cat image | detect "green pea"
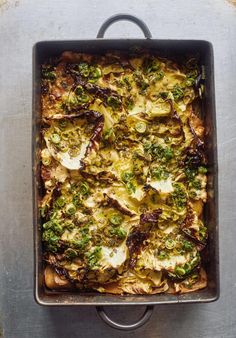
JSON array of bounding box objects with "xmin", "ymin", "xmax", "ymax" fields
[
  {"xmin": 135, "ymin": 121, "xmax": 147, "ymax": 134},
  {"xmin": 51, "ymin": 133, "xmax": 61, "ymax": 144},
  {"xmin": 42, "ymin": 157, "xmax": 51, "ymax": 166},
  {"xmin": 66, "ymin": 203, "xmax": 76, "ymax": 215}
]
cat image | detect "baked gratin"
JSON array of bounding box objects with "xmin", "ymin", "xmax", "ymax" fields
[{"xmin": 39, "ymin": 50, "xmax": 208, "ymax": 294}]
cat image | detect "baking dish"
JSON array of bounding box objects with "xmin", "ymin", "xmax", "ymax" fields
[{"xmin": 32, "ymin": 14, "xmax": 219, "ymax": 330}]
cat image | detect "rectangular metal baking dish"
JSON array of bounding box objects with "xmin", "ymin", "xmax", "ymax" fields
[{"xmin": 32, "ymin": 14, "xmax": 219, "ymax": 326}]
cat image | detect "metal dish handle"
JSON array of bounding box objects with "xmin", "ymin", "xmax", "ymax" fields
[
  {"xmin": 96, "ymin": 305, "xmax": 154, "ymax": 331},
  {"xmin": 97, "ymin": 13, "xmax": 152, "ymax": 39}
]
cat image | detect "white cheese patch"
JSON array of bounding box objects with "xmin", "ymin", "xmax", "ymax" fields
[
  {"xmin": 84, "ymin": 195, "xmax": 96, "ymax": 208},
  {"xmin": 58, "ymin": 143, "xmax": 88, "ymax": 170},
  {"xmin": 148, "ymin": 177, "xmax": 174, "ymax": 194},
  {"xmin": 179, "ymin": 103, "xmax": 187, "ymax": 112},
  {"xmin": 129, "ymin": 95, "xmax": 146, "ymax": 115},
  {"xmin": 146, "ymin": 100, "xmax": 171, "ymax": 118},
  {"xmin": 138, "ymin": 251, "xmax": 192, "ymax": 272},
  {"xmin": 107, "ymin": 187, "xmax": 139, "ymax": 214},
  {"xmin": 100, "ymin": 244, "xmax": 128, "ymax": 269},
  {"xmin": 51, "ymin": 164, "xmax": 68, "ymax": 182},
  {"xmin": 131, "ymin": 185, "xmax": 145, "ymax": 202}
]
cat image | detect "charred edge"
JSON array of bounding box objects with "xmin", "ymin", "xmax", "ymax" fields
[
  {"xmin": 41, "ymin": 82, "xmax": 49, "ymax": 95},
  {"xmin": 140, "ymin": 209, "xmax": 162, "ymax": 224},
  {"xmin": 51, "ymin": 183, "xmax": 62, "ymax": 203},
  {"xmin": 44, "ymin": 109, "xmax": 103, "ymax": 122},
  {"xmin": 80, "ymin": 170, "xmax": 118, "ymax": 184},
  {"xmin": 54, "ymin": 266, "xmax": 76, "ymax": 285},
  {"xmin": 126, "ymin": 230, "xmax": 148, "ymax": 268},
  {"xmin": 85, "ymin": 115, "xmax": 104, "ymax": 156},
  {"xmin": 181, "ymin": 228, "xmax": 207, "ymax": 248},
  {"xmin": 46, "ymin": 253, "xmax": 78, "ymax": 285},
  {"xmin": 187, "ymin": 117, "xmax": 204, "ymax": 149},
  {"xmin": 103, "ymin": 194, "xmax": 135, "ymax": 217},
  {"xmin": 41, "ymin": 165, "xmax": 51, "ymax": 182},
  {"xmin": 184, "ymin": 146, "xmax": 206, "ymax": 168},
  {"xmin": 44, "ymin": 254, "xmax": 76, "ymax": 285},
  {"xmin": 74, "ymin": 76, "xmax": 121, "ymax": 101},
  {"xmin": 180, "ymin": 206, "xmax": 207, "ymax": 247}
]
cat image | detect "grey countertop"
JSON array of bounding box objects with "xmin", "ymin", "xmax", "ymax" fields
[{"xmin": 0, "ymin": 0, "xmax": 236, "ymax": 337}]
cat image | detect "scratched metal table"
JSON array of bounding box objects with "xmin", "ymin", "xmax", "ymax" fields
[{"xmin": 0, "ymin": 0, "xmax": 236, "ymax": 337}]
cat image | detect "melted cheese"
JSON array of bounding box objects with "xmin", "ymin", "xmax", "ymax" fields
[
  {"xmin": 148, "ymin": 177, "xmax": 174, "ymax": 194},
  {"xmin": 99, "ymin": 244, "xmax": 128, "ymax": 269}
]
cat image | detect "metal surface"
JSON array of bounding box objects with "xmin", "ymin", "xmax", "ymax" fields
[
  {"xmin": 0, "ymin": 0, "xmax": 236, "ymax": 337},
  {"xmin": 96, "ymin": 305, "xmax": 154, "ymax": 330},
  {"xmin": 97, "ymin": 13, "xmax": 152, "ymax": 38},
  {"xmin": 33, "ymin": 13, "xmax": 219, "ymax": 313}
]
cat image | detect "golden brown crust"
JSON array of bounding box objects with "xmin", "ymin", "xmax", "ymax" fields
[{"xmin": 44, "ymin": 265, "xmax": 71, "ymax": 289}]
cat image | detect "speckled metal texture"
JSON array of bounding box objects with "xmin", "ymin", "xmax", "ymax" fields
[{"xmin": 1, "ymin": 0, "xmax": 236, "ymax": 337}]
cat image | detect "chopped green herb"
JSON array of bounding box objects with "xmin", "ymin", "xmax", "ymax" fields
[
  {"xmin": 43, "ymin": 220, "xmax": 63, "ymax": 235},
  {"xmin": 70, "ymin": 236, "xmax": 90, "ymax": 250},
  {"xmin": 121, "ymin": 172, "xmax": 134, "ymax": 183},
  {"xmin": 42, "ymin": 229, "xmax": 60, "ymax": 252},
  {"xmin": 126, "ymin": 181, "xmax": 136, "ymax": 194},
  {"xmin": 109, "ymin": 214, "xmax": 123, "ymax": 226},
  {"xmin": 154, "ymin": 70, "xmax": 165, "ymax": 81},
  {"xmin": 159, "ymin": 91, "xmax": 169, "ymax": 99},
  {"xmin": 107, "ymin": 96, "xmax": 121, "ymax": 109},
  {"xmin": 171, "ymin": 183, "xmax": 187, "ymax": 210},
  {"xmin": 86, "ymin": 246, "xmax": 102, "ymax": 268},
  {"xmin": 198, "ymin": 166, "xmax": 207, "ymax": 174},
  {"xmin": 185, "ymin": 167, "xmax": 197, "ymax": 181},
  {"xmin": 182, "ymin": 240, "xmax": 193, "ymax": 252},
  {"xmin": 199, "ymin": 226, "xmax": 207, "ymax": 241},
  {"xmin": 42, "ymin": 66, "xmax": 56, "ymax": 81},
  {"xmin": 143, "ymin": 58, "xmax": 160, "ymax": 73},
  {"xmin": 149, "ymin": 144, "xmax": 174, "ymax": 162},
  {"xmin": 172, "ymin": 84, "xmax": 184, "ymax": 101},
  {"xmin": 152, "ymin": 167, "xmax": 169, "ymax": 180},
  {"xmin": 110, "ymin": 227, "xmax": 127, "ymax": 239},
  {"xmin": 157, "ymin": 250, "xmax": 169, "ymax": 260},
  {"xmin": 191, "ymin": 179, "xmax": 202, "ymax": 190}
]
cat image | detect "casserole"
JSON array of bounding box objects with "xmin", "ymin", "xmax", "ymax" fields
[{"xmin": 33, "ymin": 14, "xmax": 219, "ymax": 330}]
